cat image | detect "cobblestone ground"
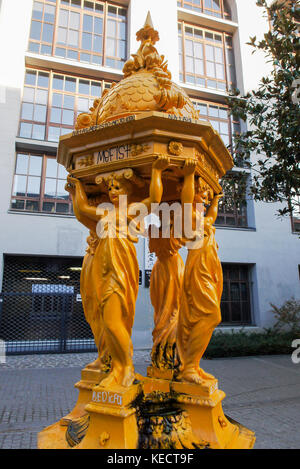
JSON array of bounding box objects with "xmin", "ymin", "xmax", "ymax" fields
[{"xmin": 0, "ymin": 353, "xmax": 299, "ymax": 449}]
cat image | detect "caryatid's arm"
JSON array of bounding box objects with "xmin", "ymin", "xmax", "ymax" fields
[
  {"xmin": 205, "ymin": 193, "xmax": 224, "ymax": 227},
  {"xmin": 142, "ymin": 156, "xmax": 170, "ymax": 211},
  {"xmin": 66, "ymin": 176, "xmax": 99, "ymax": 223},
  {"xmin": 181, "ymin": 159, "xmax": 197, "ymax": 206},
  {"xmin": 65, "ymin": 179, "xmax": 97, "ymax": 232}
]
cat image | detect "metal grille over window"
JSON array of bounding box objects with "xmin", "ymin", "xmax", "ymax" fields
[
  {"xmin": 177, "ymin": 0, "xmax": 232, "ymax": 20},
  {"xmin": 178, "ymin": 22, "xmax": 236, "ymax": 91},
  {"xmin": 0, "ymin": 255, "xmax": 96, "ymax": 354},
  {"xmin": 11, "ymin": 152, "xmax": 73, "ymax": 215},
  {"xmin": 221, "ymin": 264, "xmax": 252, "ymax": 324},
  {"xmin": 28, "ymin": 0, "xmax": 127, "ymax": 70},
  {"xmin": 216, "ymin": 173, "xmax": 248, "ymax": 228},
  {"xmin": 19, "ymin": 69, "xmax": 109, "ymax": 142}
]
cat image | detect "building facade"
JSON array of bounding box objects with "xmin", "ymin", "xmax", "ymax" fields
[{"xmin": 0, "ymin": 0, "xmax": 299, "ymax": 352}]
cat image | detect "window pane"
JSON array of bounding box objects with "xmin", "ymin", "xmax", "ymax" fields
[
  {"xmin": 82, "ymin": 32, "xmax": 92, "ymax": 50},
  {"xmin": 30, "ymin": 21, "xmax": 42, "ymax": 40},
  {"xmin": 43, "ymin": 201, "xmax": 55, "ymax": 212},
  {"xmin": 206, "ymin": 61, "xmax": 215, "ymax": 77},
  {"xmin": 107, "ymin": 38, "xmax": 116, "ymax": 56},
  {"xmin": 91, "ymin": 82, "xmax": 101, "ymax": 96},
  {"xmin": 68, "ymin": 29, "xmax": 79, "ymax": 47},
  {"xmin": 23, "ymin": 87, "xmax": 35, "ymax": 102},
  {"xmin": 29, "ymin": 155, "xmax": 42, "ymax": 176},
  {"xmin": 38, "ymin": 72, "xmax": 49, "ymax": 88},
  {"xmin": 56, "ymin": 203, "xmax": 69, "ymax": 213},
  {"xmin": 32, "ymin": 2, "xmax": 43, "ymax": 20},
  {"xmin": 25, "ymin": 71, "xmax": 37, "ymax": 86},
  {"xmin": 62, "ymin": 109, "xmax": 74, "ymax": 125},
  {"xmin": 35, "ymin": 89, "xmax": 48, "ymax": 105},
  {"xmin": 58, "ymin": 164, "xmax": 68, "ymax": 179},
  {"xmin": 16, "ymin": 154, "xmax": 29, "ymax": 175},
  {"xmin": 27, "ymin": 176, "xmax": 41, "ymax": 197},
  {"xmin": 70, "ymin": 11, "xmax": 80, "ymax": 29},
  {"xmin": 45, "ymin": 178, "xmax": 57, "ymax": 197},
  {"xmin": 20, "ymin": 123, "xmax": 32, "ymax": 138},
  {"xmin": 77, "ymin": 97, "xmax": 89, "ymax": 112},
  {"xmin": 83, "ymin": 14, "xmax": 93, "ymax": 32},
  {"xmin": 33, "ymin": 104, "xmax": 47, "ymax": 122},
  {"xmin": 215, "ymin": 47, "xmax": 223, "ymax": 63},
  {"xmin": 53, "ymin": 75, "xmax": 64, "ymax": 90},
  {"xmin": 107, "ymin": 20, "xmax": 116, "ymax": 36},
  {"xmin": 59, "ymin": 9, "xmax": 69, "ymax": 27},
  {"xmin": 44, "ymin": 5, "xmax": 55, "ymax": 23},
  {"xmin": 93, "ymin": 35, "xmax": 102, "ymax": 53},
  {"xmin": 195, "ymin": 59, "xmax": 203, "ymax": 74},
  {"xmin": 11, "ymin": 199, "xmax": 25, "ymax": 210},
  {"xmin": 205, "ymin": 45, "xmax": 214, "ymax": 60},
  {"xmin": 48, "ymin": 126, "xmax": 61, "ymax": 142},
  {"xmin": 57, "ymin": 180, "xmax": 69, "ymax": 199},
  {"xmin": 32, "ymin": 124, "xmax": 45, "ymax": 140},
  {"xmin": 46, "ymin": 158, "xmax": 58, "ymax": 178},
  {"xmin": 79, "ymin": 80, "xmax": 90, "ymax": 95},
  {"xmin": 13, "ymin": 175, "xmax": 27, "ymax": 196},
  {"xmin": 52, "ymin": 93, "xmax": 63, "ymax": 108},
  {"xmin": 63, "ymin": 95, "xmax": 75, "ymax": 109},
  {"xmin": 65, "ymin": 77, "xmax": 76, "ymax": 92},
  {"xmin": 25, "ymin": 200, "xmax": 39, "ymax": 212},
  {"xmin": 42, "ymin": 23, "xmax": 54, "ymax": 43},
  {"xmin": 57, "ymin": 27, "xmax": 67, "ymax": 44},
  {"xmin": 21, "ymin": 103, "xmax": 34, "ymax": 120}
]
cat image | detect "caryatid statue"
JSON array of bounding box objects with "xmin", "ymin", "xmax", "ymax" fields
[
  {"xmin": 66, "ymin": 157, "xmax": 169, "ymax": 388},
  {"xmin": 148, "ymin": 210, "xmax": 184, "ymax": 371},
  {"xmin": 177, "ymin": 159, "xmax": 224, "ymax": 384}
]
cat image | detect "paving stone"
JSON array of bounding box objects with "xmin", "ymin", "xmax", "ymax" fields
[{"xmin": 0, "ymin": 354, "xmax": 299, "ymax": 449}]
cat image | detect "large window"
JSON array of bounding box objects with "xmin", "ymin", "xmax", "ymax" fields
[
  {"xmin": 216, "ymin": 173, "xmax": 248, "ymax": 228},
  {"xmin": 177, "ymin": 0, "xmax": 232, "ymax": 20},
  {"xmin": 221, "ymin": 264, "xmax": 252, "ymax": 324},
  {"xmin": 192, "ymin": 99, "xmax": 240, "ymax": 149},
  {"xmin": 19, "ymin": 69, "xmax": 110, "ymax": 142},
  {"xmin": 11, "ymin": 152, "xmax": 73, "ymax": 215},
  {"xmin": 178, "ymin": 22, "xmax": 236, "ymax": 91},
  {"xmin": 28, "ymin": 0, "xmax": 127, "ymax": 70}
]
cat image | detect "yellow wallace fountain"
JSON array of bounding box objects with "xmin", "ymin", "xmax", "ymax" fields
[{"xmin": 38, "ymin": 14, "xmax": 255, "ymax": 450}]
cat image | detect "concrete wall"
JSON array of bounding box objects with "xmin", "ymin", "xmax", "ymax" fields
[{"xmin": 0, "ymin": 0, "xmax": 299, "ymax": 350}]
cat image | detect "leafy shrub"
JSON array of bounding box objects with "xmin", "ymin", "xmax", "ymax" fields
[
  {"xmin": 270, "ymin": 298, "xmax": 300, "ymax": 333},
  {"xmin": 204, "ymin": 329, "xmax": 298, "ymax": 359}
]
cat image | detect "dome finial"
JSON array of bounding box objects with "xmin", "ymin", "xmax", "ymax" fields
[
  {"xmin": 144, "ymin": 11, "xmax": 154, "ymax": 29},
  {"xmin": 136, "ymin": 11, "xmax": 159, "ymax": 44}
]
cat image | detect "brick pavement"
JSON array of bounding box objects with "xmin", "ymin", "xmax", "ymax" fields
[{"xmin": 0, "ymin": 353, "xmax": 299, "ymax": 449}]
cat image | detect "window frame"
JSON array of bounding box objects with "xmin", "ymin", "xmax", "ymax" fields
[
  {"xmin": 178, "ymin": 20, "xmax": 236, "ymax": 92},
  {"xmin": 19, "ymin": 68, "xmax": 112, "ymax": 143},
  {"xmin": 10, "ymin": 152, "xmax": 73, "ymax": 216},
  {"xmin": 221, "ymin": 263, "xmax": 252, "ymax": 325},
  {"xmin": 28, "ymin": 0, "xmax": 128, "ymax": 70},
  {"xmin": 177, "ymin": 0, "xmax": 232, "ymax": 21},
  {"xmin": 191, "ymin": 98, "xmax": 240, "ymax": 150}
]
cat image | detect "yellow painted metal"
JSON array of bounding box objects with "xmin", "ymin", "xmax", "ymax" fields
[{"xmin": 38, "ymin": 13, "xmax": 255, "ymax": 450}]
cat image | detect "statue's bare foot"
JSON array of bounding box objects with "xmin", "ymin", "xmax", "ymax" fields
[
  {"xmin": 177, "ymin": 368, "xmax": 203, "ymax": 384},
  {"xmin": 121, "ymin": 366, "xmax": 135, "ymax": 387},
  {"xmin": 198, "ymin": 368, "xmax": 215, "ymax": 381},
  {"xmin": 85, "ymin": 357, "xmax": 102, "ymax": 370}
]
